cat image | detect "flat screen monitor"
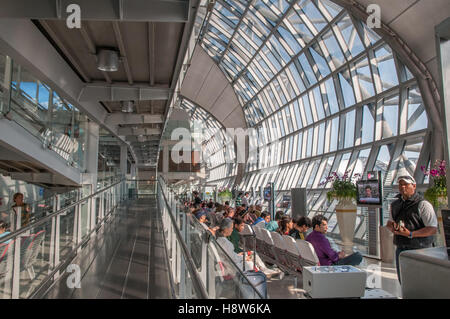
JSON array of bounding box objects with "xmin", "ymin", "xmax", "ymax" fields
[
  {"xmin": 356, "ymin": 179, "xmax": 382, "ymax": 206},
  {"xmin": 263, "ymin": 186, "xmax": 271, "ymax": 201}
]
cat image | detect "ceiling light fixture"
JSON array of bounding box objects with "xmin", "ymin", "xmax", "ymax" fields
[{"xmin": 97, "ymin": 48, "xmax": 120, "ymax": 72}]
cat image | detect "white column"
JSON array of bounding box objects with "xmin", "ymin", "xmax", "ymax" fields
[
  {"xmin": 85, "ymin": 121, "xmax": 99, "ymax": 190},
  {"xmin": 120, "ymin": 144, "xmax": 128, "ymax": 178}
]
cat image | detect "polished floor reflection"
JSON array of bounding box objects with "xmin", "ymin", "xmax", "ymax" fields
[{"xmin": 44, "ymin": 197, "xmax": 172, "ymax": 299}]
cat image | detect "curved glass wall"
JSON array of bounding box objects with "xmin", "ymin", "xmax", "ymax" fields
[
  {"xmin": 199, "ymin": 0, "xmax": 430, "ymax": 243},
  {"xmin": 179, "ymin": 98, "xmax": 238, "ymax": 189}
]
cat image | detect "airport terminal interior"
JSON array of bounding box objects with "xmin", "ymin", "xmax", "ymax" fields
[{"xmin": 0, "ymin": 0, "xmax": 449, "ymax": 299}]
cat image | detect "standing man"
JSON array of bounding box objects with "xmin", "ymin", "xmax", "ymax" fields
[
  {"xmin": 241, "ymin": 192, "xmax": 251, "ymax": 206},
  {"xmin": 386, "ymin": 175, "xmax": 438, "ymax": 283}
]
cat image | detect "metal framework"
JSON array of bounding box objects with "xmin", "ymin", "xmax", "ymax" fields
[{"xmin": 191, "ymin": 0, "xmax": 437, "ymax": 243}]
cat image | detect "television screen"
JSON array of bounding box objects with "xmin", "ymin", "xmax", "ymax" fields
[
  {"xmin": 356, "ymin": 179, "xmax": 382, "ymax": 205},
  {"xmin": 263, "ymin": 187, "xmax": 271, "ymax": 201}
]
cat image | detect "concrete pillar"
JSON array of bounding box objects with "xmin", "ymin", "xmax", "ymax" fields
[
  {"xmin": 85, "ymin": 121, "xmax": 99, "ymax": 192},
  {"xmin": 120, "ymin": 144, "xmax": 127, "ymax": 177},
  {"xmin": 163, "ymin": 145, "xmax": 169, "ymax": 174},
  {"xmin": 131, "ymin": 164, "xmax": 136, "ymax": 180}
]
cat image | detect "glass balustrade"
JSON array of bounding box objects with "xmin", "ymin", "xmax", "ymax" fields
[
  {"xmin": 0, "ymin": 52, "xmax": 88, "ymax": 171},
  {"xmin": 157, "ymin": 178, "xmax": 263, "ymax": 299},
  {"xmin": 0, "ymin": 179, "xmax": 126, "ymax": 299}
]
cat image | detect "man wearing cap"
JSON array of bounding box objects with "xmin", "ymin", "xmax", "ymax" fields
[{"xmin": 386, "ymin": 175, "xmax": 438, "ymax": 283}]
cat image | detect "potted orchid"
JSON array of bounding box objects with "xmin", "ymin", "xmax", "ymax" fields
[
  {"xmin": 320, "ymin": 171, "xmax": 361, "ymax": 254},
  {"xmin": 217, "ymin": 187, "xmax": 232, "ymax": 203},
  {"xmin": 421, "ymin": 160, "xmax": 447, "ymax": 208},
  {"xmin": 320, "ymin": 171, "xmax": 360, "ymax": 202}
]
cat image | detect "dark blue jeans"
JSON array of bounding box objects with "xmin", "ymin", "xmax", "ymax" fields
[{"xmin": 333, "ymin": 252, "xmax": 363, "ymax": 266}]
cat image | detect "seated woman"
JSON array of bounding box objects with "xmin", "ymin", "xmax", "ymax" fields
[
  {"xmin": 277, "ymin": 216, "xmax": 294, "ymax": 236},
  {"xmin": 216, "ymin": 218, "xmax": 254, "ymax": 272},
  {"xmin": 195, "ymin": 210, "xmax": 218, "ymax": 236},
  {"xmin": 265, "ymin": 211, "xmax": 284, "ymax": 232},
  {"xmin": 11, "ymin": 192, "xmax": 32, "ymax": 229},
  {"xmin": 217, "ymin": 218, "xmax": 277, "ymax": 276},
  {"xmin": 0, "ymin": 221, "xmax": 11, "ymax": 244}
]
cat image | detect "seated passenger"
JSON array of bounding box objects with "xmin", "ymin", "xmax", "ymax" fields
[
  {"xmin": 224, "ymin": 208, "xmax": 235, "ymax": 219},
  {"xmin": 277, "ymin": 216, "xmax": 294, "ymax": 235},
  {"xmin": 242, "ymin": 205, "xmax": 257, "ymax": 225},
  {"xmin": 0, "ymin": 221, "xmax": 11, "ymax": 244},
  {"xmin": 290, "ymin": 216, "xmax": 312, "ymax": 240},
  {"xmin": 216, "ymin": 218, "xmax": 255, "ymax": 272},
  {"xmin": 306, "ymin": 214, "xmax": 362, "ymax": 266},
  {"xmin": 11, "ymin": 192, "xmax": 31, "ymax": 228},
  {"xmin": 224, "ymin": 217, "xmax": 277, "ymax": 275},
  {"xmin": 252, "ymin": 212, "xmax": 270, "ymax": 227},
  {"xmin": 265, "ymin": 211, "xmax": 283, "ymax": 232},
  {"xmin": 196, "ymin": 211, "xmax": 218, "ymax": 236}
]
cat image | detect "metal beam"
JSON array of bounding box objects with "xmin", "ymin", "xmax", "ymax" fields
[
  {"xmin": 125, "ymin": 135, "xmax": 160, "ymax": 142},
  {"xmin": 79, "ymin": 25, "xmax": 112, "ymax": 84},
  {"xmin": 9, "ymin": 173, "xmax": 79, "ymax": 186},
  {"xmin": 117, "ymin": 127, "xmax": 161, "ymax": 136},
  {"xmin": 78, "ymin": 84, "xmax": 171, "ymax": 102},
  {"xmin": 105, "ymin": 113, "xmax": 163, "ymax": 126},
  {"xmin": 0, "ymin": 0, "xmax": 190, "ymax": 22},
  {"xmin": 112, "ymin": 21, "xmax": 133, "ymax": 85}
]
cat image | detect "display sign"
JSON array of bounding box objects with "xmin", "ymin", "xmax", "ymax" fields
[
  {"xmin": 281, "ymin": 195, "xmax": 291, "ymax": 208},
  {"xmin": 356, "ymin": 171, "xmax": 382, "ymax": 206},
  {"xmin": 263, "ymin": 186, "xmax": 271, "ymax": 201}
]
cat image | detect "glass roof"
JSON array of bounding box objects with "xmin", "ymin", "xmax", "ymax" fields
[{"xmin": 195, "ymin": 0, "xmax": 431, "ymax": 243}]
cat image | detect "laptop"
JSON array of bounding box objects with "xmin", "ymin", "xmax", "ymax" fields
[{"xmin": 442, "ymin": 209, "xmax": 450, "ymax": 257}]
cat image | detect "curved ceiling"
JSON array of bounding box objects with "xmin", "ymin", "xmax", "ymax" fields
[
  {"xmin": 180, "ymin": 44, "xmax": 247, "ymax": 129},
  {"xmin": 182, "ymin": 0, "xmax": 449, "ymax": 130}
]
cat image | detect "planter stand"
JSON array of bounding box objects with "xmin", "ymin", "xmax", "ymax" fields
[{"xmin": 335, "ymin": 199, "xmax": 357, "ymax": 255}]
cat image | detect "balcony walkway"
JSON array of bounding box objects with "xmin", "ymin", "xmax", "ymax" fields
[{"xmin": 43, "ymin": 196, "xmax": 172, "ymax": 299}]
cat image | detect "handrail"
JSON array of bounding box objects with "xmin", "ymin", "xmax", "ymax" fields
[
  {"xmin": 157, "ymin": 181, "xmax": 209, "ymax": 299},
  {"xmin": 0, "ymin": 179, "xmax": 124, "ymax": 244},
  {"xmin": 188, "ymin": 211, "xmax": 265, "ymax": 299}
]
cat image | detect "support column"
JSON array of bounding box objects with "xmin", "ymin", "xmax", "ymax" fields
[
  {"xmin": 120, "ymin": 144, "xmax": 128, "ymax": 178},
  {"xmin": 436, "ymin": 20, "xmax": 450, "ymax": 198},
  {"xmin": 85, "ymin": 121, "xmax": 100, "ymax": 191}
]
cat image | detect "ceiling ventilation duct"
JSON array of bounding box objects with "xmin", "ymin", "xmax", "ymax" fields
[
  {"xmin": 97, "ymin": 48, "xmax": 120, "ymax": 72},
  {"xmin": 121, "ymin": 101, "xmax": 134, "ymax": 113}
]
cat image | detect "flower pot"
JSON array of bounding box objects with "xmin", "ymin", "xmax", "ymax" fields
[
  {"xmin": 218, "ymin": 195, "xmax": 231, "ymax": 204},
  {"xmin": 436, "ymin": 196, "xmax": 448, "ymax": 247},
  {"xmin": 335, "ymin": 199, "xmax": 357, "ymax": 255}
]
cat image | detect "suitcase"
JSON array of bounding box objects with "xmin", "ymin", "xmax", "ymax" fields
[
  {"xmin": 239, "ymin": 227, "xmax": 267, "ymax": 299},
  {"xmin": 239, "ymin": 270, "xmax": 267, "ymax": 299}
]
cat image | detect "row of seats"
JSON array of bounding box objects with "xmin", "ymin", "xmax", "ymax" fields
[
  {"xmin": 241, "ymin": 225, "xmax": 319, "ymax": 276},
  {"xmin": 0, "ymin": 230, "xmax": 46, "ymax": 280}
]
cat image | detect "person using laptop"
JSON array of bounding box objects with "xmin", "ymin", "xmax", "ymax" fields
[{"xmin": 386, "ymin": 175, "xmax": 438, "ymax": 283}]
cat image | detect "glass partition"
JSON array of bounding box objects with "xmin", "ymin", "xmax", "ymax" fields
[
  {"xmin": 158, "ymin": 178, "xmax": 264, "ymax": 299},
  {"xmin": 0, "ymin": 180, "xmax": 126, "ymax": 299},
  {"xmin": 0, "ymin": 52, "xmax": 88, "ymax": 170}
]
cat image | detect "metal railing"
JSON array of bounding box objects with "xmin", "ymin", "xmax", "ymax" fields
[
  {"xmin": 0, "ymin": 179, "xmax": 127, "ymax": 299},
  {"xmin": 157, "ymin": 177, "xmax": 264, "ymax": 299}
]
